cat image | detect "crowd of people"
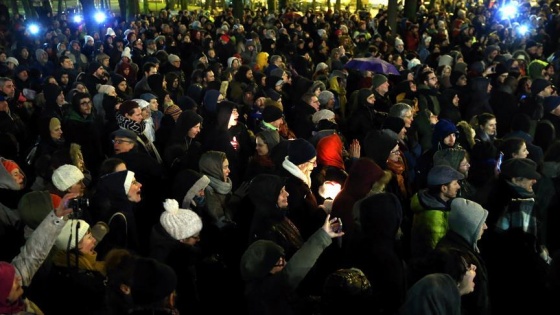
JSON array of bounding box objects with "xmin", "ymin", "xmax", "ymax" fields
[{"xmin": 2, "ymin": 0, "xmax": 560, "ymax": 314}]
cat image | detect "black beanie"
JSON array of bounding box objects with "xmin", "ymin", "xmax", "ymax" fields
[
  {"xmin": 382, "ymin": 116, "xmax": 405, "ymax": 134},
  {"xmin": 287, "ymin": 139, "xmax": 317, "ymax": 165},
  {"xmin": 262, "ymin": 105, "xmax": 283, "ymax": 123}
]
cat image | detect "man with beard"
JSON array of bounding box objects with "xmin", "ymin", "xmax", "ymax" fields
[
  {"xmin": 410, "ymin": 164, "xmax": 464, "ymax": 260},
  {"xmin": 416, "ymin": 70, "xmax": 441, "ymax": 152}
]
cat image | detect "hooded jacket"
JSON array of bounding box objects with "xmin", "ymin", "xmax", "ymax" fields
[
  {"xmin": 249, "ymin": 174, "xmax": 303, "ymax": 259},
  {"xmin": 410, "ymin": 189, "xmax": 451, "ymax": 259}
]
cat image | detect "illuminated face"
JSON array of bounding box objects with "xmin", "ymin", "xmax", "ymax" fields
[
  {"xmin": 67, "ymin": 179, "xmax": 85, "ymax": 196},
  {"xmin": 188, "ymin": 122, "xmax": 201, "ymax": 138},
  {"xmin": 78, "ymin": 231, "xmax": 96, "ymax": 255},
  {"xmin": 127, "ymin": 177, "xmax": 142, "ymax": 202},
  {"xmin": 458, "ymin": 264, "xmax": 477, "ymax": 295},
  {"xmin": 458, "ymin": 158, "xmax": 470, "ymax": 175},
  {"xmin": 222, "ymin": 159, "xmax": 230, "ymax": 181},
  {"xmin": 9, "ymin": 168, "xmax": 24, "ymax": 188},
  {"xmin": 78, "ymin": 98, "xmax": 93, "ymax": 116},
  {"xmin": 512, "ymin": 177, "xmax": 537, "ymax": 192},
  {"xmin": 483, "ymin": 118, "xmax": 497, "ymax": 136},
  {"xmin": 118, "ymin": 81, "xmax": 127, "ymax": 92},
  {"xmin": 229, "ymin": 108, "xmax": 239, "ymax": 127},
  {"xmin": 141, "ymin": 108, "xmax": 151, "ymax": 120},
  {"xmin": 388, "ymin": 144, "xmax": 400, "ymax": 162},
  {"xmin": 442, "ymin": 180, "xmax": 461, "ymax": 200},
  {"xmin": 113, "ymin": 137, "xmax": 135, "ymax": 154},
  {"xmin": 256, "ymin": 136, "xmax": 269, "ymax": 156},
  {"xmin": 125, "ymin": 107, "xmax": 143, "ymax": 123},
  {"xmin": 513, "ymin": 143, "xmax": 529, "ymax": 159},
  {"xmin": 277, "ymin": 186, "xmax": 289, "ymax": 208},
  {"xmin": 50, "ymin": 124, "xmax": 63, "ymax": 140},
  {"xmin": 1, "ymin": 80, "xmax": 15, "ymax": 98},
  {"xmin": 148, "ymin": 98, "xmax": 158, "ymax": 111},
  {"xmin": 6, "ymin": 274, "xmax": 23, "ymax": 303},
  {"xmin": 402, "ymin": 110, "xmax": 413, "ymax": 128},
  {"xmin": 443, "ymin": 133, "xmax": 456, "ymax": 147}
]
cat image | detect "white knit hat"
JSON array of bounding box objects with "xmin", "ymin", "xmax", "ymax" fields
[
  {"xmin": 315, "ymin": 62, "xmax": 329, "ymax": 73},
  {"xmin": 160, "ymin": 199, "xmax": 202, "ymax": 240},
  {"xmin": 55, "ymin": 219, "xmax": 90, "ymax": 250},
  {"xmin": 6, "ymin": 57, "xmax": 19, "ymax": 66},
  {"xmin": 52, "ymin": 164, "xmax": 84, "ymax": 192},
  {"xmin": 121, "ymin": 47, "xmax": 132, "ymax": 59},
  {"xmin": 106, "ymin": 27, "xmax": 116, "ymax": 37}
]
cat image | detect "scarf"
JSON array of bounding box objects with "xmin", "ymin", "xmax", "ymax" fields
[
  {"xmin": 386, "ymin": 158, "xmax": 408, "ymax": 197},
  {"xmin": 51, "ymin": 250, "xmax": 106, "ymax": 276},
  {"xmin": 207, "ymin": 176, "xmax": 233, "ymax": 195},
  {"xmin": 116, "ymin": 112, "xmax": 145, "ymax": 135},
  {"xmin": 282, "ymin": 157, "xmax": 311, "ymax": 188}
]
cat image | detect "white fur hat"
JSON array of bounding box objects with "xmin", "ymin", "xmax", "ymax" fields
[
  {"xmin": 160, "ymin": 199, "xmax": 203, "ymax": 240},
  {"xmin": 55, "ymin": 219, "xmax": 90, "ymax": 250},
  {"xmin": 52, "ymin": 164, "xmax": 84, "ymax": 192}
]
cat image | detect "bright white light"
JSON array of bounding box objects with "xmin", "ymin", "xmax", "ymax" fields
[
  {"xmin": 518, "ymin": 25, "xmax": 529, "ymax": 35},
  {"xmin": 94, "ymin": 12, "xmax": 106, "ymax": 24},
  {"xmin": 73, "ymin": 15, "xmax": 83, "ymax": 23},
  {"xmin": 28, "ymin": 24, "xmax": 39, "ymax": 35},
  {"xmin": 501, "ymin": 4, "xmax": 517, "ymax": 19}
]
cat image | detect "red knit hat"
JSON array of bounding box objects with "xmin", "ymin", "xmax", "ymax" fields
[
  {"xmin": 0, "ymin": 262, "xmax": 15, "ymax": 303},
  {"xmin": 2, "ymin": 160, "xmax": 19, "ymax": 173}
]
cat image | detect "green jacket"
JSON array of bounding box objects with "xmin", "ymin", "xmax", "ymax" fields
[{"xmin": 410, "ymin": 189, "xmax": 450, "ymax": 259}]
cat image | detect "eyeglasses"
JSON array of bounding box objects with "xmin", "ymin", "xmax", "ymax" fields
[
  {"xmin": 112, "ymin": 139, "xmax": 134, "ymax": 144},
  {"xmin": 390, "ymin": 149, "xmax": 400, "ymax": 155},
  {"xmin": 80, "ymin": 100, "xmax": 92, "ymax": 106}
]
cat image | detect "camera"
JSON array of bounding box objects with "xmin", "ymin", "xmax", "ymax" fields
[{"xmin": 68, "ymin": 197, "xmax": 89, "ymax": 218}]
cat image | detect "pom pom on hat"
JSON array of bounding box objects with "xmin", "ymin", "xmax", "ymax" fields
[
  {"xmin": 121, "ymin": 47, "xmax": 132, "ymax": 59},
  {"xmin": 52, "ymin": 164, "xmax": 84, "ymax": 192},
  {"xmin": 160, "ymin": 199, "xmax": 203, "ymax": 240},
  {"xmin": 55, "ymin": 219, "xmax": 90, "ymax": 250},
  {"xmin": 287, "ymin": 138, "xmax": 316, "ymax": 165}
]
